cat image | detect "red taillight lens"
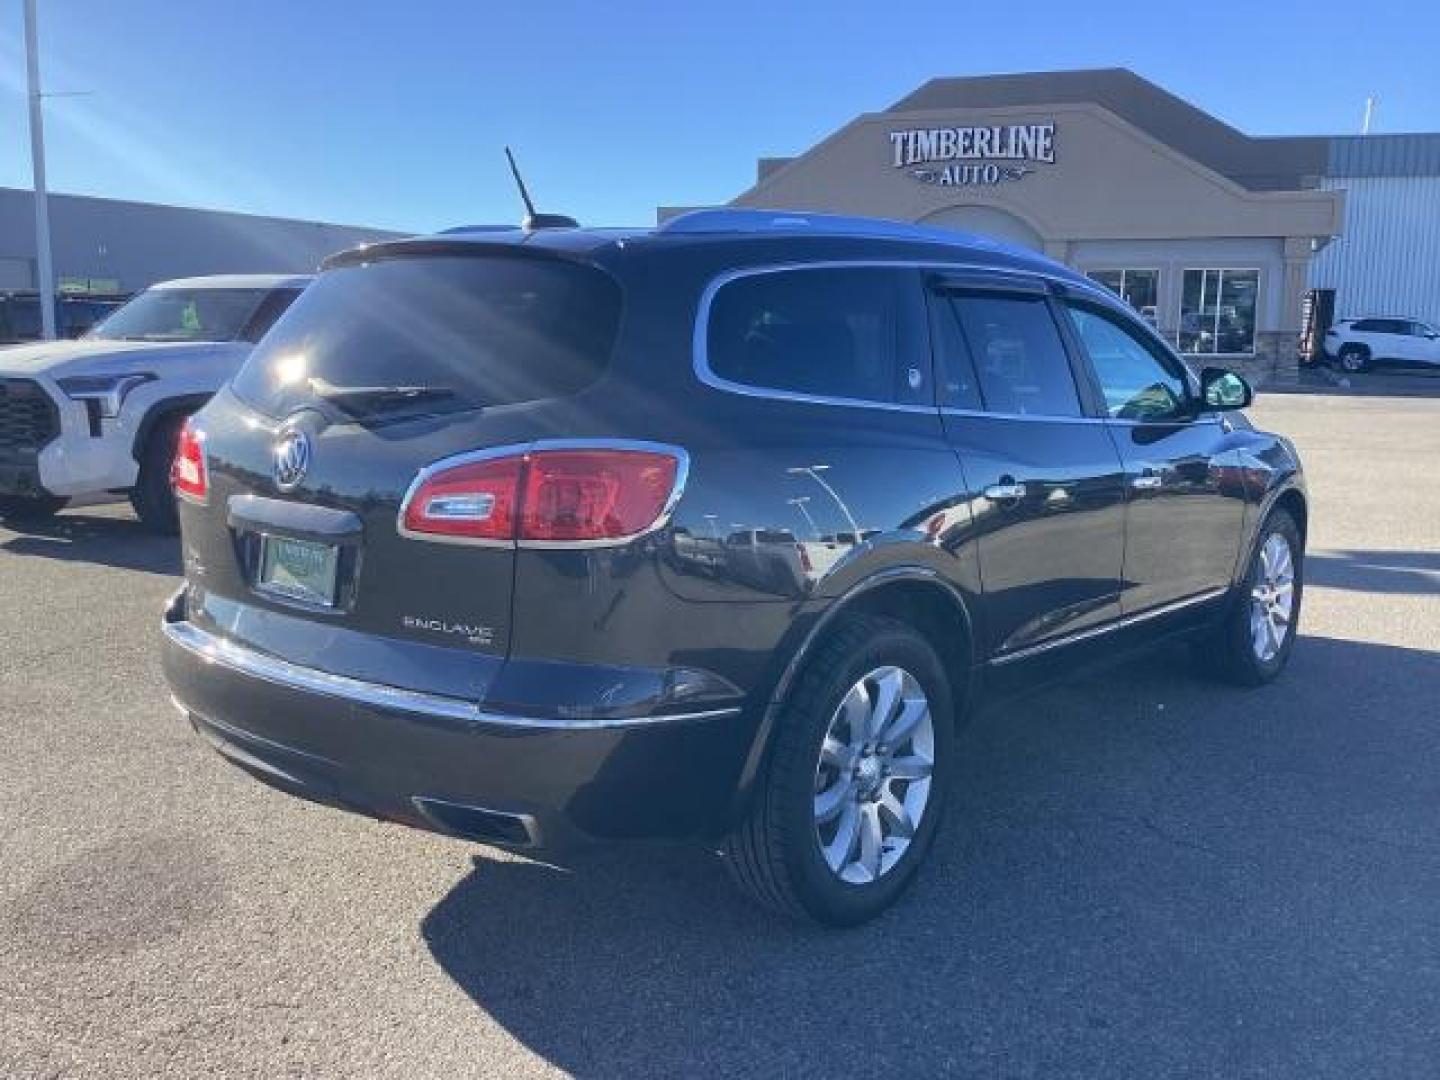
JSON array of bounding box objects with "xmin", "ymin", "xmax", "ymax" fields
[
  {"xmin": 400, "ymin": 446, "xmax": 681, "ymax": 545},
  {"xmin": 402, "ymin": 455, "xmax": 523, "ymax": 541},
  {"xmin": 521, "ymin": 450, "xmax": 678, "ymax": 543},
  {"xmin": 172, "ymin": 419, "xmax": 208, "ymax": 503}
]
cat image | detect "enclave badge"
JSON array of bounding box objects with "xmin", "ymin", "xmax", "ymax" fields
[{"xmin": 273, "ymin": 428, "xmax": 312, "ymax": 491}]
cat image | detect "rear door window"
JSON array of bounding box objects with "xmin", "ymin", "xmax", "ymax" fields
[
  {"xmin": 705, "ymin": 267, "xmax": 926, "ymax": 405},
  {"xmin": 231, "ymin": 256, "xmax": 621, "ymax": 421},
  {"xmin": 940, "ymin": 293, "xmax": 1082, "ymax": 417}
]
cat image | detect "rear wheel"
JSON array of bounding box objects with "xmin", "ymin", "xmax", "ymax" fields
[
  {"xmin": 1337, "ymin": 344, "xmax": 1369, "ymax": 373},
  {"xmin": 0, "ymin": 493, "xmax": 68, "ymax": 522},
  {"xmin": 722, "ymin": 614, "xmax": 955, "ymax": 925},
  {"xmin": 1196, "ymin": 509, "xmax": 1303, "ymax": 686},
  {"xmin": 130, "ymin": 414, "xmax": 186, "ymax": 534}
]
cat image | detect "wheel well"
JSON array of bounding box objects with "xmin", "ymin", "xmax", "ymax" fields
[
  {"xmin": 131, "ymin": 395, "xmax": 209, "ymax": 464},
  {"xmin": 1273, "ymin": 488, "xmax": 1308, "ymax": 549},
  {"xmin": 841, "ymin": 578, "xmax": 975, "ymax": 718}
]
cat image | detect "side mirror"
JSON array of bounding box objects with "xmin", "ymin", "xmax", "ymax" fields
[{"xmin": 1200, "ymin": 367, "xmax": 1253, "ymax": 410}]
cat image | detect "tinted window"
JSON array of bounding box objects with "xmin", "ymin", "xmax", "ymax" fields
[
  {"xmin": 90, "ymin": 288, "xmax": 269, "ymax": 343},
  {"xmin": 1065, "ymin": 303, "xmax": 1189, "ymax": 421},
  {"xmin": 707, "ymin": 268, "xmax": 916, "ymax": 404},
  {"xmin": 241, "ymin": 288, "xmax": 304, "ymax": 343},
  {"xmin": 945, "ymin": 294, "xmax": 1081, "ymax": 417},
  {"xmin": 931, "ymin": 296, "xmax": 984, "ymax": 410},
  {"xmin": 1351, "ymin": 318, "xmax": 1398, "ymax": 334},
  {"xmin": 232, "ymin": 257, "xmax": 620, "ymax": 421}
]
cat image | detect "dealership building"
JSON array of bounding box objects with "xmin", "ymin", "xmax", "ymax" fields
[
  {"xmin": 690, "ymin": 69, "xmax": 1440, "ymax": 384},
  {"xmin": 0, "ymin": 186, "xmax": 401, "ymax": 297}
]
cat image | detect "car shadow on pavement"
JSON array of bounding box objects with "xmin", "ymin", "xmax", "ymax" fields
[
  {"xmin": 1306, "ymin": 549, "xmax": 1440, "ymax": 595},
  {"xmin": 421, "ymin": 636, "xmax": 1440, "ymax": 1078},
  {"xmin": 0, "ymin": 511, "xmax": 180, "ymax": 576}
]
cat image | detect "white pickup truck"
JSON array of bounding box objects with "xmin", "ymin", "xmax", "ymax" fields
[{"xmin": 0, "ymin": 274, "xmax": 308, "ymax": 532}]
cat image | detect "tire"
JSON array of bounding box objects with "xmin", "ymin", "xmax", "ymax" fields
[
  {"xmin": 0, "ymin": 493, "xmax": 68, "ymax": 522},
  {"xmin": 1195, "ymin": 509, "xmax": 1303, "ymax": 686},
  {"xmin": 129, "ymin": 413, "xmax": 186, "ymax": 535},
  {"xmin": 1337, "ymin": 344, "xmax": 1369, "ymax": 373},
  {"xmin": 722, "ymin": 613, "xmax": 956, "ymax": 925}
]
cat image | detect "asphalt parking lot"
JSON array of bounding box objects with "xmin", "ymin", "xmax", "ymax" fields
[{"xmin": 2, "ymin": 392, "xmax": 1437, "ymax": 1078}]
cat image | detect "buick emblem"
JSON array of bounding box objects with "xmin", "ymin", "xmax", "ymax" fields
[{"xmin": 273, "ymin": 429, "xmax": 312, "ymax": 491}]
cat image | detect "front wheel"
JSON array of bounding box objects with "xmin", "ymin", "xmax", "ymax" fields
[
  {"xmin": 130, "ymin": 414, "xmax": 187, "ymax": 535},
  {"xmin": 1337, "ymin": 345, "xmax": 1369, "ymax": 373},
  {"xmin": 1196, "ymin": 509, "xmax": 1303, "ymax": 685},
  {"xmin": 722, "ymin": 614, "xmax": 955, "ymax": 925}
]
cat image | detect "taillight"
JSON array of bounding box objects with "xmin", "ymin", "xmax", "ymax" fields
[
  {"xmin": 401, "ymin": 455, "xmax": 522, "ymax": 542},
  {"xmin": 399, "ymin": 443, "xmax": 684, "ymax": 546},
  {"xmin": 172, "ymin": 418, "xmax": 208, "ymax": 503}
]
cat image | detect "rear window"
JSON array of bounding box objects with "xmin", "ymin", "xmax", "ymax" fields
[
  {"xmin": 705, "ymin": 267, "xmax": 921, "ymax": 405},
  {"xmin": 231, "ymin": 256, "xmax": 621, "ymax": 421}
]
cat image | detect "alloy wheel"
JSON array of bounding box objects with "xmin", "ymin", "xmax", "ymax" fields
[
  {"xmin": 1250, "ymin": 532, "xmax": 1296, "ymax": 662},
  {"xmin": 812, "ymin": 666, "xmax": 935, "ymax": 884}
]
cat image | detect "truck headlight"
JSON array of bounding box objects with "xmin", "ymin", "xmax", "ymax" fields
[{"xmin": 55, "ymin": 373, "xmax": 156, "ymax": 419}]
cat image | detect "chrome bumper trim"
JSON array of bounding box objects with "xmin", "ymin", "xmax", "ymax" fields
[{"xmin": 162, "ymin": 618, "xmax": 743, "ymax": 730}]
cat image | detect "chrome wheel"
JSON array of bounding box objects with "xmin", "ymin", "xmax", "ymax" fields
[
  {"xmin": 812, "ymin": 665, "xmax": 935, "ymax": 885},
  {"xmin": 1250, "ymin": 532, "xmax": 1296, "ymax": 662}
]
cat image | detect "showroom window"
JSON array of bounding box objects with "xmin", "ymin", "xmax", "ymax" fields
[
  {"xmin": 1086, "ymin": 269, "xmax": 1160, "ymax": 326},
  {"xmin": 1179, "ymin": 269, "xmax": 1259, "ymax": 356}
]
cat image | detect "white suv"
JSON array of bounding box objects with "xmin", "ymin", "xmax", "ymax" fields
[
  {"xmin": 0, "ymin": 274, "xmax": 308, "ymax": 531},
  {"xmin": 1324, "ymin": 316, "xmax": 1440, "ymax": 373}
]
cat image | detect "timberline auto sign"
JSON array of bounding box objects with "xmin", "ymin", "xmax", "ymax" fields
[{"xmin": 889, "ymin": 122, "xmax": 1056, "ymax": 186}]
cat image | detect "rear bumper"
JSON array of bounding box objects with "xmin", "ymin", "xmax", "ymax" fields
[{"xmin": 160, "ymin": 592, "xmax": 760, "ymax": 848}]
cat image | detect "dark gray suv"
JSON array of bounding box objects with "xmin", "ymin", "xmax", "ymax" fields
[{"xmin": 161, "ymin": 210, "xmax": 1307, "ymax": 924}]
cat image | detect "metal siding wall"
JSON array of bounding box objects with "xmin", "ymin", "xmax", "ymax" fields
[
  {"xmin": 1328, "ymin": 135, "xmax": 1440, "ymax": 179},
  {"xmin": 0, "ymin": 187, "xmax": 401, "ymax": 292},
  {"xmin": 1308, "ymin": 177, "xmax": 1440, "ymax": 324}
]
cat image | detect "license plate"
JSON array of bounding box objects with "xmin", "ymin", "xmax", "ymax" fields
[{"xmin": 256, "ymin": 535, "xmax": 340, "ymax": 607}]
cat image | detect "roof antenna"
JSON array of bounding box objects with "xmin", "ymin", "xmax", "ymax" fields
[{"xmin": 504, "ymin": 146, "xmax": 578, "ymax": 231}]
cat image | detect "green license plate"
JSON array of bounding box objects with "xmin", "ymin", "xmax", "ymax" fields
[{"xmin": 257, "ymin": 535, "xmax": 340, "ymax": 607}]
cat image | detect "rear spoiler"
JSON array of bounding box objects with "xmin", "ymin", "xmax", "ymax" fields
[{"xmin": 322, "ymin": 236, "xmax": 599, "ymax": 272}]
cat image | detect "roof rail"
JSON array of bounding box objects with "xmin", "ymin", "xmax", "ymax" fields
[
  {"xmin": 436, "ymin": 224, "xmax": 522, "ymax": 235},
  {"xmin": 657, "ymin": 208, "xmax": 1021, "ymax": 252}
]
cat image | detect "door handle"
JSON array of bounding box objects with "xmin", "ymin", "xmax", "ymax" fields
[
  {"xmin": 1130, "ymin": 473, "xmax": 1164, "ymax": 491},
  {"xmin": 983, "ymin": 481, "xmax": 1026, "ymax": 503}
]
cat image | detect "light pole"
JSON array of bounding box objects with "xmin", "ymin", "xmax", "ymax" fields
[
  {"xmin": 787, "ymin": 496, "xmax": 820, "ymax": 540},
  {"xmin": 786, "ymin": 464, "xmax": 862, "ymax": 544},
  {"xmin": 24, "ymin": 0, "xmax": 56, "ymax": 340}
]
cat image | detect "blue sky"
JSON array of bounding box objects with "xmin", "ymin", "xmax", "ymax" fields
[{"xmin": 1, "ymin": 0, "xmax": 1437, "ymax": 233}]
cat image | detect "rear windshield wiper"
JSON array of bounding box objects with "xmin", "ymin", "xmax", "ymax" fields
[{"xmin": 308, "ymin": 379, "xmax": 458, "ymax": 417}]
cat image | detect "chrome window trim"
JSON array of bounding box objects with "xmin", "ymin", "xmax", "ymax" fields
[
  {"xmin": 988, "ymin": 587, "xmax": 1228, "ymax": 666},
  {"xmin": 939, "ymin": 407, "xmax": 1223, "ymax": 428},
  {"xmin": 163, "ymin": 617, "xmax": 741, "ymax": 730},
  {"xmin": 692, "ymin": 259, "xmax": 1120, "ymax": 414},
  {"xmin": 395, "ymin": 437, "xmax": 691, "ymax": 550}
]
